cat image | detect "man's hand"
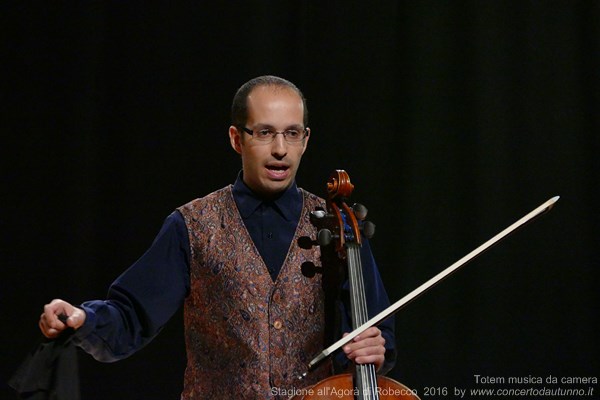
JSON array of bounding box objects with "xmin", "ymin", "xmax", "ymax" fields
[
  {"xmin": 39, "ymin": 299, "xmax": 86, "ymax": 339},
  {"xmin": 342, "ymin": 326, "xmax": 386, "ymax": 372}
]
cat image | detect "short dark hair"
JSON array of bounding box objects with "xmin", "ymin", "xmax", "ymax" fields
[{"xmin": 231, "ymin": 75, "xmax": 308, "ymax": 128}]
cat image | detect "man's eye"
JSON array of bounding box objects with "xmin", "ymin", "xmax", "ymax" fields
[
  {"xmin": 257, "ymin": 130, "xmax": 273, "ymax": 137},
  {"xmin": 285, "ymin": 130, "xmax": 300, "ymax": 138}
]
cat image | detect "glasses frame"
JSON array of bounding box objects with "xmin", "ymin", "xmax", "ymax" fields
[{"xmin": 239, "ymin": 126, "xmax": 309, "ymax": 143}]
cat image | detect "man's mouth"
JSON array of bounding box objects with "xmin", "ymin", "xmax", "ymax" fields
[
  {"xmin": 265, "ymin": 164, "xmax": 290, "ymax": 179},
  {"xmin": 267, "ymin": 164, "xmax": 288, "ymax": 171}
]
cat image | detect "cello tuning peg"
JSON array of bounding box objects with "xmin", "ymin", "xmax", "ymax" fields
[
  {"xmin": 352, "ymin": 203, "xmax": 368, "ymax": 220},
  {"xmin": 310, "ymin": 209, "xmax": 327, "ymax": 221},
  {"xmin": 317, "ymin": 229, "xmax": 333, "ymax": 246},
  {"xmin": 362, "ymin": 221, "xmax": 376, "ymax": 239},
  {"xmin": 310, "ymin": 209, "xmax": 328, "ymax": 228},
  {"xmin": 297, "ymin": 236, "xmax": 317, "ymax": 249}
]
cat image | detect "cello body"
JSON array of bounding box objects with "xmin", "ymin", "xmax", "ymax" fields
[{"xmin": 292, "ymin": 373, "xmax": 419, "ymax": 399}]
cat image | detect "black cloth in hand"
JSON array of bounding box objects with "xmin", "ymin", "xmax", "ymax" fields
[{"xmin": 8, "ymin": 330, "xmax": 80, "ymax": 400}]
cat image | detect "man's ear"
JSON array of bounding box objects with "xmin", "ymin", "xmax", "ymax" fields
[
  {"xmin": 301, "ymin": 127, "xmax": 311, "ymax": 155},
  {"xmin": 229, "ymin": 126, "xmax": 242, "ymax": 155}
]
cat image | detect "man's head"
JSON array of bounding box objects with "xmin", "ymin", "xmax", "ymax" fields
[
  {"xmin": 229, "ymin": 76, "xmax": 310, "ymax": 198},
  {"xmin": 231, "ymin": 75, "xmax": 308, "ymax": 128}
]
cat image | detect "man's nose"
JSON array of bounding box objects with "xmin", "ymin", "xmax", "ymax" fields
[{"xmin": 271, "ymin": 134, "xmax": 288, "ymax": 157}]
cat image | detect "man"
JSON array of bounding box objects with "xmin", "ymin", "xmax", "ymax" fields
[{"xmin": 39, "ymin": 75, "xmax": 395, "ymax": 399}]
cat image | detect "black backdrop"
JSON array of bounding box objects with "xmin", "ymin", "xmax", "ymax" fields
[{"xmin": 2, "ymin": 2, "xmax": 599, "ymax": 399}]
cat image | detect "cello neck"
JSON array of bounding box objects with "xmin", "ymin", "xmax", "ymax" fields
[{"xmin": 347, "ymin": 243, "xmax": 380, "ymax": 400}]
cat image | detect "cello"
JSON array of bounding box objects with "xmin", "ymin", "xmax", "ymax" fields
[{"xmin": 292, "ymin": 170, "xmax": 420, "ymax": 400}]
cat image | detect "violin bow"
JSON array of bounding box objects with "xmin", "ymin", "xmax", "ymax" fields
[{"xmin": 304, "ymin": 196, "xmax": 560, "ymax": 373}]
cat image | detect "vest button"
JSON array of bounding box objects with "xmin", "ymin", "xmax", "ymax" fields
[
  {"xmin": 272, "ymin": 289, "xmax": 281, "ymax": 302},
  {"xmin": 246, "ymin": 282, "xmax": 258, "ymax": 296},
  {"xmin": 273, "ymin": 319, "xmax": 283, "ymax": 329}
]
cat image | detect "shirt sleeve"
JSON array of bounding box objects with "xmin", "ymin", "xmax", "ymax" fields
[
  {"xmin": 72, "ymin": 211, "xmax": 191, "ymax": 362},
  {"xmin": 334, "ymin": 237, "xmax": 397, "ymax": 375}
]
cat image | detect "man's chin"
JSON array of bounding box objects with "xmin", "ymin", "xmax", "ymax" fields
[{"xmin": 260, "ymin": 179, "xmax": 291, "ymax": 197}]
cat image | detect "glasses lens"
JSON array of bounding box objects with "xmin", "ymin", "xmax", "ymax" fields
[
  {"xmin": 254, "ymin": 129, "xmax": 273, "ymax": 141},
  {"xmin": 284, "ymin": 130, "xmax": 304, "ymax": 142}
]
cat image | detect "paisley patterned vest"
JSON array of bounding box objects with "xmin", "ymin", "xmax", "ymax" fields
[{"xmin": 177, "ymin": 185, "xmax": 334, "ymax": 399}]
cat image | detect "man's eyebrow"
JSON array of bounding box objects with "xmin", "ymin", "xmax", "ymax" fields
[
  {"xmin": 254, "ymin": 123, "xmax": 304, "ymax": 130},
  {"xmin": 253, "ymin": 123, "xmax": 275, "ymax": 130}
]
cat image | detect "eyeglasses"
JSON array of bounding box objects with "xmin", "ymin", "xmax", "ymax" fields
[{"xmin": 240, "ymin": 126, "xmax": 309, "ymax": 143}]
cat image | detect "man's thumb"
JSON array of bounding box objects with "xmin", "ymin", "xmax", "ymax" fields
[{"xmin": 67, "ymin": 309, "xmax": 85, "ymax": 329}]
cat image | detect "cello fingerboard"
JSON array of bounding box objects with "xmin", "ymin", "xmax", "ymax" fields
[{"xmin": 347, "ymin": 243, "xmax": 380, "ymax": 400}]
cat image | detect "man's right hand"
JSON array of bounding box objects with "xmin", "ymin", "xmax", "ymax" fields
[{"xmin": 39, "ymin": 299, "xmax": 86, "ymax": 339}]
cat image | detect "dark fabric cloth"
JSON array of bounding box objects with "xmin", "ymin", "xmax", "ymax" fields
[{"xmin": 9, "ymin": 332, "xmax": 80, "ymax": 400}]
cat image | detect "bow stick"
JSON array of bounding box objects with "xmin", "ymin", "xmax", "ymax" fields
[{"xmin": 303, "ymin": 196, "xmax": 560, "ymax": 374}]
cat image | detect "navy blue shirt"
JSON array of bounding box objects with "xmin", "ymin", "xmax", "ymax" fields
[
  {"xmin": 74, "ymin": 175, "xmax": 396, "ymax": 372},
  {"xmin": 232, "ymin": 175, "xmax": 302, "ymax": 280}
]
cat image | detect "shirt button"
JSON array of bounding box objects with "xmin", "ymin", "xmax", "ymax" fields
[
  {"xmin": 273, "ymin": 319, "xmax": 283, "ymax": 329},
  {"xmin": 267, "ymin": 232, "xmax": 273, "ymax": 239}
]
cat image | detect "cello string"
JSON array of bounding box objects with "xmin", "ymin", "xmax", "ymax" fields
[
  {"xmin": 348, "ymin": 246, "xmax": 367, "ymax": 399},
  {"xmin": 348, "ymin": 244, "xmax": 379, "ymax": 399}
]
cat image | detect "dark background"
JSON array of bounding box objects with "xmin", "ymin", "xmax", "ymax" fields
[{"xmin": 2, "ymin": 1, "xmax": 598, "ymax": 399}]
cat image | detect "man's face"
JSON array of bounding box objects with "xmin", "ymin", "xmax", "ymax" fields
[{"xmin": 229, "ymin": 85, "xmax": 309, "ymax": 197}]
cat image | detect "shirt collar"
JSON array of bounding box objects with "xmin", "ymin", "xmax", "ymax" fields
[{"xmin": 232, "ymin": 171, "xmax": 302, "ymax": 221}]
